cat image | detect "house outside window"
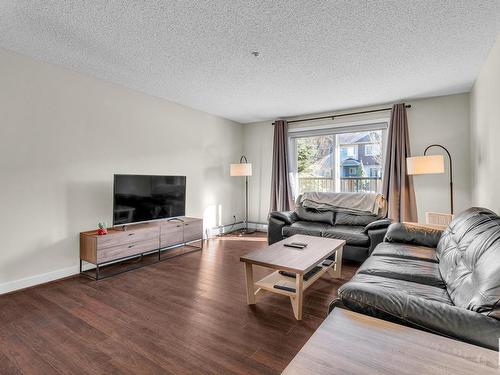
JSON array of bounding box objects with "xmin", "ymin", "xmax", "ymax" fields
[
  {"xmin": 288, "ymin": 121, "xmax": 388, "ymax": 197},
  {"xmin": 370, "ymin": 167, "xmax": 382, "ymax": 178},
  {"xmin": 340, "ymin": 146, "xmax": 357, "ymax": 160},
  {"xmin": 348, "ymin": 167, "xmax": 358, "ymax": 176},
  {"xmin": 365, "ymin": 144, "xmax": 380, "ymax": 156}
]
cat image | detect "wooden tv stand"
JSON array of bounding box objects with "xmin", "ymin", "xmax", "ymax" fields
[{"xmin": 80, "ymin": 217, "xmax": 203, "ymax": 280}]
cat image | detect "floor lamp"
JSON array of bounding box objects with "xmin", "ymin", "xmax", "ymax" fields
[
  {"xmin": 230, "ymin": 155, "xmax": 255, "ymax": 234},
  {"xmin": 406, "ymin": 144, "xmax": 454, "ymax": 214}
]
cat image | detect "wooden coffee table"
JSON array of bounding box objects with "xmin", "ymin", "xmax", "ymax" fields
[{"xmin": 240, "ymin": 234, "xmax": 345, "ymax": 320}]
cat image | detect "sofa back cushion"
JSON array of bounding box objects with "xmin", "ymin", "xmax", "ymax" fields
[
  {"xmin": 436, "ymin": 207, "xmax": 500, "ymax": 319},
  {"xmin": 334, "ymin": 212, "xmax": 378, "ymax": 226},
  {"xmin": 295, "ymin": 204, "xmax": 334, "ymax": 225},
  {"xmin": 294, "ymin": 193, "xmax": 386, "ymax": 226}
]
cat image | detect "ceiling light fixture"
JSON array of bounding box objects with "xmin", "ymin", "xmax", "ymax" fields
[{"xmin": 251, "ymin": 51, "xmax": 260, "ymax": 57}]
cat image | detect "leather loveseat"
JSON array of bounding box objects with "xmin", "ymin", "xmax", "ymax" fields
[
  {"xmin": 330, "ymin": 207, "xmax": 500, "ymax": 351},
  {"xmin": 268, "ymin": 194, "xmax": 391, "ymax": 262}
]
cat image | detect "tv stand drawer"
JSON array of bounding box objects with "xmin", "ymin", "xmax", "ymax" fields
[
  {"xmin": 97, "ymin": 224, "xmax": 160, "ymax": 249},
  {"xmin": 184, "ymin": 219, "xmax": 203, "ymax": 243},
  {"xmin": 97, "ymin": 238, "xmax": 159, "ymax": 263},
  {"xmin": 160, "ymin": 230, "xmax": 184, "ymax": 248},
  {"xmin": 160, "ymin": 221, "xmax": 183, "ymax": 233},
  {"xmin": 160, "ymin": 218, "xmax": 203, "ymax": 247}
]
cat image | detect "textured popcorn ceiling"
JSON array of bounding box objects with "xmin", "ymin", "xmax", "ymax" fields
[{"xmin": 1, "ymin": 1, "xmax": 500, "ymax": 123}]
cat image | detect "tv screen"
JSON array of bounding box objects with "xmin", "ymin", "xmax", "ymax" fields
[{"xmin": 113, "ymin": 175, "xmax": 186, "ymax": 225}]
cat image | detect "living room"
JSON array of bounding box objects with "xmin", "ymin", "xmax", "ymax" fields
[{"xmin": 0, "ymin": 1, "xmax": 499, "ymax": 374}]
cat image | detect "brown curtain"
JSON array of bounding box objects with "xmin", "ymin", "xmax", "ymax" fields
[
  {"xmin": 270, "ymin": 120, "xmax": 294, "ymax": 212},
  {"xmin": 382, "ymin": 104, "xmax": 417, "ymax": 222}
]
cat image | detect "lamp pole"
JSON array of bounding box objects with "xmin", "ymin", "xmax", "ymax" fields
[
  {"xmin": 424, "ymin": 144, "xmax": 453, "ymax": 214},
  {"xmin": 237, "ymin": 155, "xmax": 254, "ymax": 234},
  {"xmin": 239, "ymin": 155, "xmax": 250, "ymax": 232}
]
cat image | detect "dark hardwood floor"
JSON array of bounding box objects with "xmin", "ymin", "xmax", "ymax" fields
[{"xmin": 0, "ymin": 233, "xmax": 357, "ymax": 374}]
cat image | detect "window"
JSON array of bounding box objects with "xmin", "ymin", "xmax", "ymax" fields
[{"xmin": 289, "ymin": 122, "xmax": 387, "ymax": 197}]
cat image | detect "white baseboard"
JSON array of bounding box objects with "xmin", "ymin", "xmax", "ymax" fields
[
  {"xmin": 208, "ymin": 222, "xmax": 268, "ymax": 236},
  {"xmin": 0, "ymin": 265, "xmax": 80, "ymax": 295},
  {"xmin": 208, "ymin": 222, "xmax": 245, "ymax": 237},
  {"xmin": 248, "ymin": 222, "xmax": 268, "ymax": 232}
]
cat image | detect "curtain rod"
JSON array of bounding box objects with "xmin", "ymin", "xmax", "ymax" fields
[{"xmin": 271, "ymin": 104, "xmax": 412, "ymax": 125}]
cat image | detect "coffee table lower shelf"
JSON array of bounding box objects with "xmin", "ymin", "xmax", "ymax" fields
[{"xmin": 255, "ymin": 263, "xmax": 339, "ymax": 297}]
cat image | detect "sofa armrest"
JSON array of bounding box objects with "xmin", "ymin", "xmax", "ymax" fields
[
  {"xmin": 384, "ymin": 222, "xmax": 443, "ymax": 248},
  {"xmin": 269, "ymin": 211, "xmax": 298, "ymax": 225},
  {"xmin": 268, "ymin": 212, "xmax": 297, "ymax": 245},
  {"xmin": 363, "ymin": 218, "xmax": 392, "ymax": 233},
  {"xmin": 367, "ymin": 227, "xmax": 389, "ymax": 255}
]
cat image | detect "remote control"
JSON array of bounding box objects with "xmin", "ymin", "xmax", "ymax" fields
[
  {"xmin": 273, "ymin": 284, "xmax": 296, "ymax": 293},
  {"xmin": 284, "ymin": 243, "xmax": 305, "ymax": 249},
  {"xmin": 304, "ymin": 266, "xmax": 322, "ymax": 281},
  {"xmin": 290, "ymin": 242, "xmax": 308, "ymax": 247},
  {"xmin": 278, "ymin": 266, "xmax": 323, "ymax": 282},
  {"xmin": 279, "ymin": 270, "xmax": 296, "ymax": 278}
]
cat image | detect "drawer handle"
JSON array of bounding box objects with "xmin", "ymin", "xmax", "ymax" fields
[
  {"xmin": 128, "ymin": 233, "xmax": 135, "ymax": 236},
  {"xmin": 185, "ymin": 223, "xmax": 189, "ymax": 226},
  {"xmin": 176, "ymin": 225, "xmax": 181, "ymax": 228},
  {"xmin": 128, "ymin": 244, "xmax": 134, "ymax": 248}
]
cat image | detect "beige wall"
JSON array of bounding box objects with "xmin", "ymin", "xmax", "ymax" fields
[
  {"xmin": 0, "ymin": 48, "xmax": 244, "ymax": 293},
  {"xmin": 407, "ymin": 94, "xmax": 471, "ymax": 221},
  {"xmin": 244, "ymin": 93, "xmax": 471, "ymax": 223},
  {"xmin": 471, "ymin": 36, "xmax": 500, "ymax": 213}
]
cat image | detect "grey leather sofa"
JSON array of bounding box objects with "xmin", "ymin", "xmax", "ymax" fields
[
  {"xmin": 330, "ymin": 207, "xmax": 500, "ymax": 351},
  {"xmin": 268, "ymin": 194, "xmax": 391, "ymax": 262}
]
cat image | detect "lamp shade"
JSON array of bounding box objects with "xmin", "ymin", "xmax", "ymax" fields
[
  {"xmin": 230, "ymin": 163, "xmax": 252, "ymax": 176},
  {"xmin": 406, "ymin": 155, "xmax": 445, "ymax": 175}
]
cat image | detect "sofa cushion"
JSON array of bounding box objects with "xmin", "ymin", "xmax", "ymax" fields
[
  {"xmin": 295, "ymin": 205, "xmax": 334, "ymax": 225},
  {"xmin": 385, "ymin": 222, "xmax": 443, "ymax": 248},
  {"xmin": 437, "ymin": 207, "xmax": 500, "ymax": 319},
  {"xmin": 334, "ymin": 212, "xmax": 377, "ymax": 226},
  {"xmin": 356, "ymin": 255, "xmax": 445, "ymax": 288},
  {"xmin": 340, "ymin": 273, "xmax": 452, "ymax": 306},
  {"xmin": 322, "ymin": 225, "xmax": 369, "ymax": 247},
  {"xmin": 282, "ymin": 221, "xmax": 331, "ymax": 237},
  {"xmin": 371, "ymin": 242, "xmax": 438, "ymax": 263}
]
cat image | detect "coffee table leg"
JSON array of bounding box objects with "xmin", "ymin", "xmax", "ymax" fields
[
  {"xmin": 290, "ymin": 273, "xmax": 304, "ymax": 320},
  {"xmin": 327, "ymin": 247, "xmax": 343, "ymax": 278},
  {"xmin": 244, "ymin": 262, "xmax": 256, "ymax": 305}
]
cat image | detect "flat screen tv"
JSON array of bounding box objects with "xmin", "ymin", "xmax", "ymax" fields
[{"xmin": 113, "ymin": 174, "xmax": 186, "ymax": 225}]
